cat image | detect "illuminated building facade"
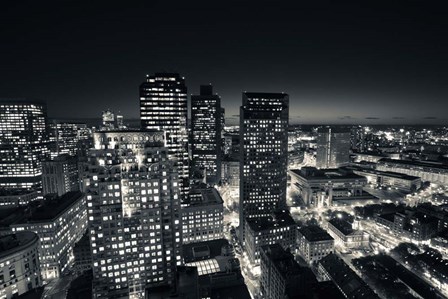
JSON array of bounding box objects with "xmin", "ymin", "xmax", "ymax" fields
[
  {"xmin": 297, "ymin": 225, "xmax": 334, "ymax": 265},
  {"xmin": 191, "ymin": 85, "xmax": 223, "ymax": 185},
  {"xmin": 376, "ymin": 158, "xmax": 448, "ymax": 184},
  {"xmin": 0, "ymin": 100, "xmax": 50, "ymax": 191},
  {"xmin": 42, "ymin": 154, "xmax": 79, "ymax": 196},
  {"xmin": 244, "ymin": 210, "xmax": 296, "ymax": 264},
  {"xmin": 181, "ymin": 187, "xmax": 224, "ymax": 244},
  {"xmin": 85, "ymin": 130, "xmax": 182, "ymax": 298},
  {"xmin": 289, "ymin": 167, "xmax": 367, "ymax": 207},
  {"xmin": 0, "ymin": 190, "xmax": 38, "ymax": 209},
  {"xmin": 101, "ymin": 110, "xmax": 126, "ymax": 131},
  {"xmin": 316, "ymin": 127, "xmax": 351, "ymax": 169},
  {"xmin": 10, "ymin": 191, "xmax": 87, "ymax": 280},
  {"xmin": 325, "ymin": 219, "xmax": 369, "ymax": 249},
  {"xmin": 48, "ymin": 122, "xmax": 80, "ymax": 158},
  {"xmin": 239, "ymin": 92, "xmax": 289, "ymax": 240},
  {"xmin": 0, "ymin": 232, "xmax": 42, "ymax": 299},
  {"xmin": 140, "ymin": 73, "xmax": 189, "ymax": 199}
]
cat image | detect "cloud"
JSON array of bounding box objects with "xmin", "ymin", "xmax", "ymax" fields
[
  {"xmin": 365, "ymin": 117, "xmax": 380, "ymax": 120},
  {"xmin": 422, "ymin": 116, "xmax": 437, "ymax": 120},
  {"xmin": 392, "ymin": 117, "xmax": 405, "ymax": 119},
  {"xmin": 338, "ymin": 116, "xmax": 355, "ymax": 120}
]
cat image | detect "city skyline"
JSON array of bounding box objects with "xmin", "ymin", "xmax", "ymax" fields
[
  {"xmin": 1, "ymin": 1, "xmax": 448, "ymax": 124},
  {"xmin": 2, "ymin": 1, "xmax": 448, "ymax": 299}
]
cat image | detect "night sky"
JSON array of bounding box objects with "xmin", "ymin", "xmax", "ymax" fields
[{"xmin": 1, "ymin": 0, "xmax": 448, "ymax": 124}]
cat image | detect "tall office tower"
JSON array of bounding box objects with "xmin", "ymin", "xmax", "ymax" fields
[
  {"xmin": 42, "ymin": 154, "xmax": 79, "ymax": 196},
  {"xmin": 85, "ymin": 130, "xmax": 182, "ymax": 299},
  {"xmin": 316, "ymin": 127, "xmax": 351, "ymax": 169},
  {"xmin": 0, "ymin": 99, "xmax": 50, "ymax": 191},
  {"xmin": 140, "ymin": 73, "xmax": 189, "ymax": 199},
  {"xmin": 191, "ymin": 85, "xmax": 223, "ymax": 185},
  {"xmin": 239, "ymin": 92, "xmax": 289, "ymax": 240},
  {"xmin": 49, "ymin": 122, "xmax": 80, "ymax": 158}
]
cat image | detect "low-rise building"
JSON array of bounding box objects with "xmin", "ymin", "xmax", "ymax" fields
[
  {"xmin": 375, "ymin": 210, "xmax": 438, "ymax": 242},
  {"xmin": 182, "ymin": 239, "xmax": 250, "ymax": 299},
  {"xmin": 0, "ymin": 232, "xmax": 42, "ymax": 299},
  {"xmin": 377, "ymin": 158, "xmax": 448, "ymax": 184},
  {"xmin": 326, "ymin": 219, "xmax": 369, "ymax": 249},
  {"xmin": 244, "ymin": 210, "xmax": 297, "ymax": 264},
  {"xmin": 347, "ymin": 166, "xmax": 421, "ymax": 192},
  {"xmin": 9, "ymin": 191, "xmax": 87, "ymax": 280},
  {"xmin": 289, "ymin": 167, "xmax": 367, "ymax": 207},
  {"xmin": 318, "ymin": 254, "xmax": 379, "ymax": 299},
  {"xmin": 181, "ymin": 187, "xmax": 224, "ymax": 244},
  {"xmin": 297, "ymin": 225, "xmax": 334, "ymax": 265}
]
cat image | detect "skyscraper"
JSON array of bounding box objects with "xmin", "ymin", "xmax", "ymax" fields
[
  {"xmin": 191, "ymin": 85, "xmax": 223, "ymax": 185},
  {"xmin": 0, "ymin": 99, "xmax": 50, "ymax": 191},
  {"xmin": 239, "ymin": 92, "xmax": 289, "ymax": 240},
  {"xmin": 42, "ymin": 154, "xmax": 80, "ymax": 196},
  {"xmin": 48, "ymin": 122, "xmax": 80, "ymax": 158},
  {"xmin": 85, "ymin": 130, "xmax": 182, "ymax": 298},
  {"xmin": 140, "ymin": 73, "xmax": 190, "ymax": 199},
  {"xmin": 316, "ymin": 127, "xmax": 351, "ymax": 169}
]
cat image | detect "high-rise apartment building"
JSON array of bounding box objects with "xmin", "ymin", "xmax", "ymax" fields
[
  {"xmin": 42, "ymin": 154, "xmax": 79, "ymax": 196},
  {"xmin": 85, "ymin": 130, "xmax": 182, "ymax": 298},
  {"xmin": 191, "ymin": 85, "xmax": 223, "ymax": 185},
  {"xmin": 316, "ymin": 127, "xmax": 351, "ymax": 169},
  {"xmin": 0, "ymin": 99, "xmax": 50, "ymax": 191},
  {"xmin": 140, "ymin": 73, "xmax": 189, "ymax": 199},
  {"xmin": 239, "ymin": 92, "xmax": 289, "ymax": 240}
]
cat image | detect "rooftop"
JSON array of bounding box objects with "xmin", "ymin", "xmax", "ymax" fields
[
  {"xmin": 261, "ymin": 244, "xmax": 313, "ymax": 280},
  {"xmin": 328, "ymin": 219, "xmax": 354, "ymax": 235},
  {"xmin": 185, "ymin": 187, "xmax": 223, "ymax": 207},
  {"xmin": 183, "ymin": 239, "xmax": 230, "ymax": 263},
  {"xmin": 27, "ymin": 191, "xmax": 83, "ymax": 222},
  {"xmin": 347, "ymin": 166, "xmax": 421, "ymax": 180},
  {"xmin": 246, "ymin": 210, "xmax": 296, "ymax": 232},
  {"xmin": 0, "ymin": 231, "xmax": 38, "ymax": 258},
  {"xmin": 378, "ymin": 158, "xmax": 448, "ymax": 171},
  {"xmin": 290, "ymin": 167, "xmax": 365, "ymax": 181},
  {"xmin": 319, "ymin": 254, "xmax": 379, "ymax": 299},
  {"xmin": 0, "ymin": 189, "xmax": 37, "ymax": 197},
  {"xmin": 298, "ymin": 225, "xmax": 334, "ymax": 242}
]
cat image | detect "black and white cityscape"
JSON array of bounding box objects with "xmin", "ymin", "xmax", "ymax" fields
[{"xmin": 1, "ymin": 1, "xmax": 448, "ymax": 299}]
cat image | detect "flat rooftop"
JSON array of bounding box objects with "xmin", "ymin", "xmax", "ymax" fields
[
  {"xmin": 290, "ymin": 167, "xmax": 365, "ymax": 181},
  {"xmin": 1, "ymin": 192, "xmax": 84, "ymax": 227},
  {"xmin": 26, "ymin": 191, "xmax": 83, "ymax": 222},
  {"xmin": 348, "ymin": 166, "xmax": 421, "ymax": 180},
  {"xmin": 246, "ymin": 210, "xmax": 296, "ymax": 232},
  {"xmin": 182, "ymin": 239, "xmax": 230, "ymax": 263},
  {"xmin": 185, "ymin": 188, "xmax": 223, "ymax": 206},
  {"xmin": 0, "ymin": 231, "xmax": 38, "ymax": 257},
  {"xmin": 298, "ymin": 225, "xmax": 334, "ymax": 242},
  {"xmin": 378, "ymin": 158, "xmax": 448, "ymax": 171},
  {"xmin": 261, "ymin": 244, "xmax": 312, "ymax": 280},
  {"xmin": 328, "ymin": 219, "xmax": 354, "ymax": 235}
]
